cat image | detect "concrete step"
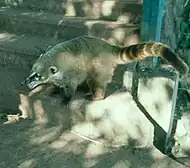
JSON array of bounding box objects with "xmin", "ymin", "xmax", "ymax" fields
[
  {"xmin": 0, "ymin": 7, "xmax": 140, "ymax": 41},
  {"xmin": 0, "ymin": 0, "xmax": 142, "ymax": 19}
]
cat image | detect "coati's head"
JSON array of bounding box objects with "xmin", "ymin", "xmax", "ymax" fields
[{"xmin": 22, "ymin": 58, "xmax": 63, "ymax": 90}]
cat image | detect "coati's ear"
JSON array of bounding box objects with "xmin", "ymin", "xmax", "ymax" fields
[{"xmin": 49, "ymin": 66, "xmax": 58, "ymax": 74}]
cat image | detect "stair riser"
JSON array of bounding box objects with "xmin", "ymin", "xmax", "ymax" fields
[
  {"xmin": 0, "ymin": 50, "xmax": 37, "ymax": 68},
  {"xmin": 0, "ymin": 0, "xmax": 142, "ymax": 18},
  {"xmin": 0, "ymin": 16, "xmax": 139, "ymax": 44},
  {"xmin": 0, "ymin": 16, "xmax": 59, "ymax": 39}
]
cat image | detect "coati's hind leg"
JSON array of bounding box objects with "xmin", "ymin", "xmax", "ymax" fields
[
  {"xmin": 87, "ymin": 78, "xmax": 108, "ymax": 101},
  {"xmin": 87, "ymin": 79, "xmax": 106, "ymax": 101},
  {"xmin": 93, "ymin": 86, "xmax": 106, "ymax": 101}
]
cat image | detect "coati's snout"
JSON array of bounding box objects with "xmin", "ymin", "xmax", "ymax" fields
[
  {"xmin": 22, "ymin": 65, "xmax": 58, "ymax": 90},
  {"xmin": 21, "ymin": 71, "xmax": 45, "ymax": 89}
]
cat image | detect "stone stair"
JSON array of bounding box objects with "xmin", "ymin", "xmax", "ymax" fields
[
  {"xmin": 0, "ymin": 7, "xmax": 139, "ymax": 41},
  {"xmin": 0, "ymin": 0, "xmax": 142, "ymax": 112},
  {"xmin": 0, "ymin": 0, "xmax": 142, "ymax": 18}
]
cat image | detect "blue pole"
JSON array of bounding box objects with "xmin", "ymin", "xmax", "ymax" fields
[{"xmin": 140, "ymin": 0, "xmax": 166, "ymax": 68}]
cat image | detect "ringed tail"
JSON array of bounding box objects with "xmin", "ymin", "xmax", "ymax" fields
[{"xmin": 117, "ymin": 42, "xmax": 189, "ymax": 75}]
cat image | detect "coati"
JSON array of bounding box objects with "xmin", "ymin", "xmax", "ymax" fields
[{"xmin": 22, "ymin": 35, "xmax": 189, "ymax": 101}]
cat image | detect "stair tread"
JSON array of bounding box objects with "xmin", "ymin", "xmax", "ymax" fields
[{"xmin": 0, "ymin": 31, "xmax": 59, "ymax": 56}]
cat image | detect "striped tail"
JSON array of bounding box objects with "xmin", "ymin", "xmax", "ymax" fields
[{"xmin": 117, "ymin": 42, "xmax": 189, "ymax": 75}]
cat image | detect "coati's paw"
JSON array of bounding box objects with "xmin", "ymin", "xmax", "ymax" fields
[
  {"xmin": 91, "ymin": 95, "xmax": 105, "ymax": 101},
  {"xmin": 3, "ymin": 114, "xmax": 26, "ymax": 124},
  {"xmin": 171, "ymin": 140, "xmax": 180, "ymax": 156}
]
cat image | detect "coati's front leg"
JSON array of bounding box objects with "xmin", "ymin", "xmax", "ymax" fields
[{"xmin": 62, "ymin": 77, "xmax": 79, "ymax": 102}]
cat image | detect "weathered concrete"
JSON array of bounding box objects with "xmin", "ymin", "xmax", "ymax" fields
[{"xmin": 1, "ymin": 66, "xmax": 190, "ymax": 168}]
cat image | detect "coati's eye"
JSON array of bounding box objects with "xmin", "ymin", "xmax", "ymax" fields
[
  {"xmin": 35, "ymin": 73, "xmax": 41, "ymax": 81},
  {"xmin": 36, "ymin": 73, "xmax": 41, "ymax": 77},
  {"xmin": 49, "ymin": 66, "xmax": 58, "ymax": 74},
  {"xmin": 39, "ymin": 53, "xmax": 43, "ymax": 58}
]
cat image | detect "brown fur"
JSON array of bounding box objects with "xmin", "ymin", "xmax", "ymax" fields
[{"xmin": 23, "ymin": 36, "xmax": 189, "ymax": 101}]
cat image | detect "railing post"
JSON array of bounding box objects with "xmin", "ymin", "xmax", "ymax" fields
[{"xmin": 140, "ymin": 0, "xmax": 166, "ymax": 68}]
